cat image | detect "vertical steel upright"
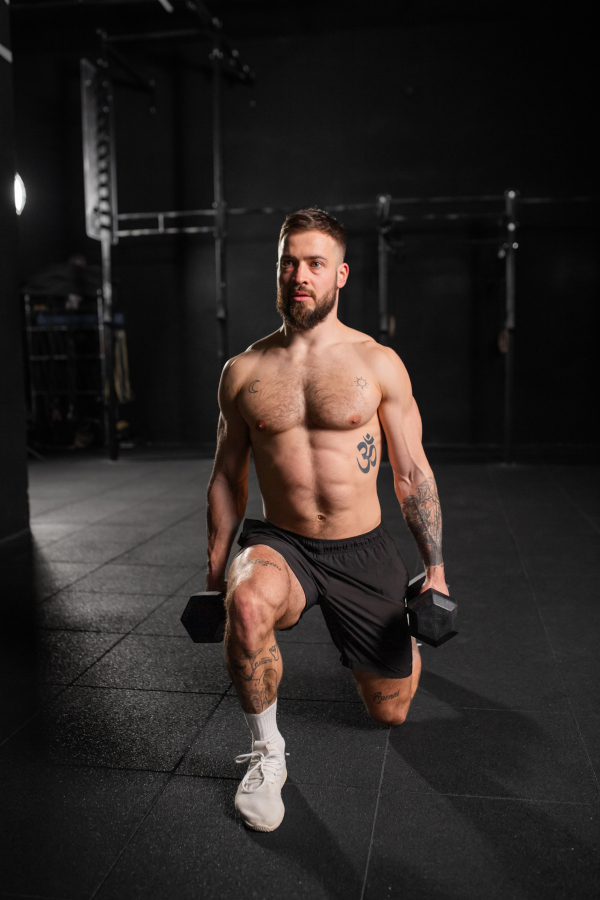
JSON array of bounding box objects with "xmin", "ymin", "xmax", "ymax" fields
[
  {"xmin": 503, "ymin": 190, "xmax": 518, "ymax": 464},
  {"xmin": 211, "ymin": 36, "xmax": 228, "ymax": 369},
  {"xmin": 377, "ymin": 194, "xmax": 392, "ymax": 346}
]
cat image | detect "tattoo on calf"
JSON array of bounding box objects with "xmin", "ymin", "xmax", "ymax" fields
[
  {"xmin": 249, "ymin": 559, "xmax": 282, "ymax": 571},
  {"xmin": 401, "ymin": 475, "xmax": 443, "ymax": 567},
  {"xmin": 374, "ymin": 689, "xmax": 401, "ymax": 704},
  {"xmin": 232, "ymin": 650, "xmax": 274, "ymax": 683},
  {"xmin": 248, "ymin": 667, "xmax": 278, "ymax": 712},
  {"xmin": 356, "ymin": 433, "xmax": 377, "ymax": 473}
]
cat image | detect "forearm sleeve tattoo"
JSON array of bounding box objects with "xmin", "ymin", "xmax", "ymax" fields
[{"xmin": 401, "ymin": 476, "xmax": 443, "ymax": 567}]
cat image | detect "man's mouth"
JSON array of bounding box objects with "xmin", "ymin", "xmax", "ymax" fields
[{"xmin": 292, "ymin": 291, "xmax": 312, "ymax": 301}]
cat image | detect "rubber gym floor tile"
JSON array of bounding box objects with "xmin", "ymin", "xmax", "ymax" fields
[
  {"xmin": 133, "ymin": 594, "xmax": 197, "ymax": 636},
  {"xmin": 117, "ymin": 534, "xmax": 204, "ymax": 567},
  {"xmin": 37, "ymin": 590, "xmax": 168, "ymax": 633},
  {"xmin": 93, "ymin": 777, "xmax": 377, "ymax": 900},
  {"xmin": 71, "ymin": 562, "xmax": 199, "ymax": 595},
  {"xmin": 0, "ymin": 686, "xmax": 219, "ymax": 771},
  {"xmin": 38, "ymin": 523, "xmax": 161, "ymax": 563},
  {"xmin": 30, "ymin": 521, "xmax": 82, "ymax": 546},
  {"xmin": 35, "ymin": 630, "xmax": 122, "ymax": 684},
  {"xmin": 178, "ymin": 696, "xmax": 385, "ymax": 787},
  {"xmin": 576, "ymin": 715, "xmax": 600, "ymax": 781},
  {"xmin": 382, "ymin": 706, "xmax": 598, "ymax": 803},
  {"xmin": 0, "ymin": 763, "xmax": 167, "ymax": 899},
  {"xmin": 31, "ymin": 496, "xmax": 132, "ymax": 525},
  {"xmin": 101, "ymin": 500, "xmax": 202, "ymax": 527},
  {"xmin": 33, "ymin": 559, "xmax": 101, "ymax": 600},
  {"xmin": 364, "ymin": 792, "xmax": 600, "ymax": 900},
  {"xmin": 0, "ymin": 684, "xmax": 65, "ymax": 746},
  {"xmin": 277, "ymin": 606, "xmax": 334, "ymax": 644},
  {"xmin": 170, "ymin": 566, "xmax": 210, "ymax": 597},
  {"xmin": 274, "ymin": 641, "xmax": 363, "ymax": 703},
  {"xmin": 550, "ymin": 649, "xmax": 600, "ymax": 716},
  {"xmin": 76, "ymin": 633, "xmax": 231, "ymax": 693}
]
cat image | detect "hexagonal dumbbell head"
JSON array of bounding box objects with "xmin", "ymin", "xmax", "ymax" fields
[
  {"xmin": 180, "ymin": 591, "xmax": 226, "ymax": 643},
  {"xmin": 406, "ymin": 576, "xmax": 458, "ymax": 648}
]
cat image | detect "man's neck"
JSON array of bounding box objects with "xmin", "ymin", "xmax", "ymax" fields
[{"xmin": 279, "ymin": 308, "xmax": 345, "ymax": 353}]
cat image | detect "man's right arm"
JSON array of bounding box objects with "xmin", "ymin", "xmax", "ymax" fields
[{"xmin": 206, "ymin": 360, "xmax": 251, "ymax": 592}]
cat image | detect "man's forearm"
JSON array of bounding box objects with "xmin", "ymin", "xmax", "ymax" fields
[
  {"xmin": 206, "ymin": 474, "xmax": 247, "ymax": 591},
  {"xmin": 398, "ymin": 473, "xmax": 445, "ymax": 581}
]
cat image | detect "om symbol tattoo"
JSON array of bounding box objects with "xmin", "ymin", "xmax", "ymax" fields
[{"xmin": 356, "ymin": 433, "xmax": 377, "ymax": 474}]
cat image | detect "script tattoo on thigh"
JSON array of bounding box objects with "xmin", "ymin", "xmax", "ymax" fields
[
  {"xmin": 374, "ymin": 689, "xmax": 401, "ymax": 704},
  {"xmin": 401, "ymin": 475, "xmax": 443, "ymax": 567},
  {"xmin": 269, "ymin": 643, "xmax": 280, "ymax": 661},
  {"xmin": 249, "ymin": 558, "xmax": 282, "ymax": 571},
  {"xmin": 356, "ymin": 433, "xmax": 377, "ymax": 473}
]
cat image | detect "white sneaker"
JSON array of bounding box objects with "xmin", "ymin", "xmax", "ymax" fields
[{"xmin": 234, "ymin": 739, "xmax": 288, "ymax": 832}]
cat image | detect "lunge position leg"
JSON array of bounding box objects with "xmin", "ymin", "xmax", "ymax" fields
[
  {"xmin": 225, "ymin": 544, "xmax": 305, "ymax": 832},
  {"xmin": 352, "ymin": 637, "xmax": 422, "ymax": 726}
]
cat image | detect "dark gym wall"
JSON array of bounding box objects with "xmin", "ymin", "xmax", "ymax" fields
[
  {"xmin": 11, "ymin": 6, "xmax": 599, "ymax": 451},
  {"xmin": 0, "ymin": 2, "xmax": 29, "ymax": 542}
]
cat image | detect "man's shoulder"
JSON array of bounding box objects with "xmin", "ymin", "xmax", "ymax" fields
[
  {"xmin": 221, "ymin": 330, "xmax": 282, "ymax": 388},
  {"xmin": 347, "ymin": 329, "xmax": 406, "ymax": 372}
]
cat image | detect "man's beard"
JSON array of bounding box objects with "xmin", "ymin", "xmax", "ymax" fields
[{"xmin": 276, "ymin": 282, "xmax": 337, "ymax": 332}]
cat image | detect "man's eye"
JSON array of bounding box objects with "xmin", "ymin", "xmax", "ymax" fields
[{"xmin": 312, "ymin": 261, "xmax": 322, "ymax": 267}]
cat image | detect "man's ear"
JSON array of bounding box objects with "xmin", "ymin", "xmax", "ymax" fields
[{"xmin": 337, "ymin": 262, "xmax": 349, "ymax": 288}]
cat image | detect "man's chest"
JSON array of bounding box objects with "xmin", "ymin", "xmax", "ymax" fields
[{"xmin": 238, "ymin": 364, "xmax": 380, "ymax": 434}]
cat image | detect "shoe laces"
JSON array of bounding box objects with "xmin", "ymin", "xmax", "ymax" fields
[{"xmin": 235, "ymin": 746, "xmax": 288, "ymax": 793}]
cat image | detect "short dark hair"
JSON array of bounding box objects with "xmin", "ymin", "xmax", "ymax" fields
[{"xmin": 279, "ymin": 207, "xmax": 347, "ymax": 259}]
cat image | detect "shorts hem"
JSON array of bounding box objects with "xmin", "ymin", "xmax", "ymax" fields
[{"xmin": 342, "ymin": 658, "xmax": 413, "ymax": 680}]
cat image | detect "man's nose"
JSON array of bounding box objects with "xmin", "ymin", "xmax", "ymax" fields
[{"xmin": 293, "ymin": 262, "xmax": 310, "ymax": 282}]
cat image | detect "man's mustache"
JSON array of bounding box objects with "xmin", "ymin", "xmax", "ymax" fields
[{"xmin": 288, "ymin": 286, "xmax": 316, "ymax": 302}]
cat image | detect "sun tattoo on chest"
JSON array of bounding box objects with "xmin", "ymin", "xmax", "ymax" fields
[{"xmin": 355, "ymin": 376, "xmax": 368, "ymax": 389}]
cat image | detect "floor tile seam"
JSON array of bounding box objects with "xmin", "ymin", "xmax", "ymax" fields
[
  {"xmin": 87, "ymin": 688, "xmax": 231, "ymax": 900},
  {"xmin": 39, "ymin": 577, "xmax": 205, "ymax": 602},
  {"xmin": 61, "ymin": 683, "xmax": 231, "ymax": 697},
  {"xmin": 28, "ymin": 466, "xmax": 165, "ymax": 519},
  {"xmin": 0, "ymin": 684, "xmax": 71, "ymax": 750},
  {"xmin": 90, "ymin": 497, "xmax": 205, "ymax": 533},
  {"xmin": 489, "ymin": 465, "xmax": 600, "ymax": 799},
  {"xmin": 359, "ymin": 727, "xmax": 390, "ymax": 900},
  {"xmin": 545, "ymin": 465, "xmax": 600, "ymax": 537},
  {"xmin": 0, "ymin": 759, "xmax": 174, "ymax": 776},
  {"xmin": 37, "ymin": 508, "xmax": 205, "ymax": 596},
  {"xmin": 0, "ymin": 893, "xmax": 76, "ymax": 900},
  {"xmin": 39, "ymin": 554, "xmax": 205, "ymax": 608},
  {"xmin": 380, "ymin": 788, "xmax": 600, "ymax": 806},
  {"xmin": 87, "ymin": 771, "xmax": 173, "ymax": 900},
  {"xmin": 170, "ymin": 687, "xmax": 233, "ymax": 777},
  {"xmin": 42, "ymin": 558, "xmax": 206, "ymax": 568}
]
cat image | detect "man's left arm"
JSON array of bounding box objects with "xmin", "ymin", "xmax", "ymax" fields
[{"xmin": 376, "ymin": 347, "xmax": 447, "ymax": 595}]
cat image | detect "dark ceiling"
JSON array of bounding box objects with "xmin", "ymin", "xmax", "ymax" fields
[{"xmin": 9, "ymin": 0, "xmax": 564, "ymax": 52}]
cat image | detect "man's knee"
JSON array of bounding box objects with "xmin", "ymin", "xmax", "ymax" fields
[
  {"xmin": 368, "ymin": 702, "xmax": 409, "ymax": 727},
  {"xmin": 226, "ymin": 580, "xmax": 277, "ymax": 646}
]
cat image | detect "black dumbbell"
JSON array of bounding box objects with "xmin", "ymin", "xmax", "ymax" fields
[
  {"xmin": 405, "ymin": 573, "xmax": 458, "ymax": 648},
  {"xmin": 181, "ymin": 590, "xmax": 227, "ymax": 643}
]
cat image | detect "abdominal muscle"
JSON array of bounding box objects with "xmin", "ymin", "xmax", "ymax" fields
[{"xmin": 251, "ymin": 420, "xmax": 383, "ymax": 539}]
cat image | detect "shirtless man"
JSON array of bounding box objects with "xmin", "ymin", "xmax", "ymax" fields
[{"xmin": 206, "ymin": 208, "xmax": 446, "ymax": 832}]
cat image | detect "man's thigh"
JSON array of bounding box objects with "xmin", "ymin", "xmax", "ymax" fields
[
  {"xmin": 351, "ymin": 668, "xmax": 413, "ymax": 721},
  {"xmin": 227, "ymin": 544, "xmax": 306, "ymax": 630}
]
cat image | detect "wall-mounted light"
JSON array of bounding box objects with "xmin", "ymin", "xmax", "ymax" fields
[{"xmin": 14, "ymin": 173, "xmax": 26, "ymax": 215}]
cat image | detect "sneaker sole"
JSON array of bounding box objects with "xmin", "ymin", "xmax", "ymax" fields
[{"xmin": 239, "ymin": 768, "xmax": 287, "ymax": 833}]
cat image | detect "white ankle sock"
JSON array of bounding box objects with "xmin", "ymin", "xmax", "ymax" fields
[{"xmin": 244, "ymin": 700, "xmax": 282, "ymax": 746}]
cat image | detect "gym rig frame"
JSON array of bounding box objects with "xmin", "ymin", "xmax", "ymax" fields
[{"xmin": 80, "ymin": 16, "xmax": 595, "ymax": 464}]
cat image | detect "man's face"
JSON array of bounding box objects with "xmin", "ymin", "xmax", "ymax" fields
[{"xmin": 276, "ymin": 230, "xmax": 348, "ymax": 332}]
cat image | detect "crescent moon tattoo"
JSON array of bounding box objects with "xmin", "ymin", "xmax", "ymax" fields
[{"xmin": 248, "ymin": 380, "xmax": 260, "ymax": 393}]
